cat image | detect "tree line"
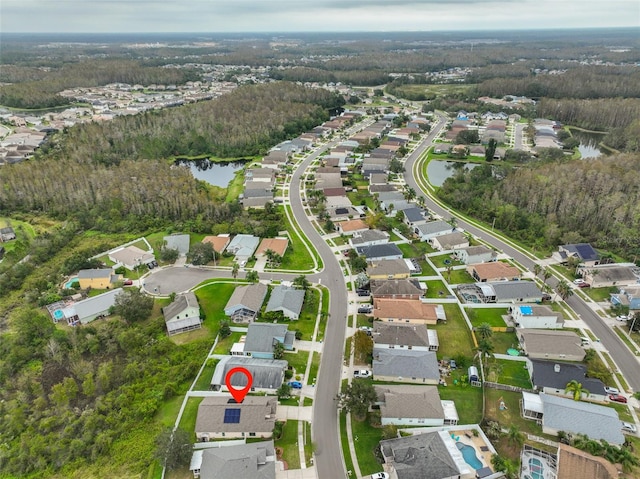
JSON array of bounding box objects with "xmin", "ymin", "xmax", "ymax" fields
[{"xmin": 437, "ymin": 154, "xmax": 640, "ymax": 260}]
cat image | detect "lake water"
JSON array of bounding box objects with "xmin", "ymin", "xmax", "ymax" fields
[
  {"xmin": 427, "ymin": 160, "xmax": 480, "ymax": 187},
  {"xmin": 175, "ymin": 158, "xmax": 249, "ymax": 187},
  {"xmin": 569, "ymin": 129, "xmax": 607, "ymax": 159}
]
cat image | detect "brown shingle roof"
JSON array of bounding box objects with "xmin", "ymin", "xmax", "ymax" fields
[
  {"xmin": 339, "ymin": 219, "xmax": 368, "ymax": 232},
  {"xmin": 375, "ymin": 385, "xmax": 444, "ymax": 420},
  {"xmin": 469, "ymin": 261, "xmax": 520, "ymax": 281},
  {"xmin": 202, "ymin": 235, "xmax": 231, "ymax": 253},
  {"xmin": 373, "ymin": 298, "xmax": 438, "ymax": 322},
  {"xmin": 195, "ymin": 396, "xmax": 277, "ymax": 434},
  {"xmin": 255, "ymin": 238, "xmax": 289, "ymax": 257},
  {"xmin": 557, "ymin": 443, "xmax": 618, "ymax": 479}
]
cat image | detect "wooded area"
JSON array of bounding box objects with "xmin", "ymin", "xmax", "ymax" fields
[{"xmin": 437, "ymin": 154, "xmax": 640, "ymax": 258}]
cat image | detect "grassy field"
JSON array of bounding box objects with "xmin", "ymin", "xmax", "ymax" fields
[
  {"xmin": 438, "ymin": 385, "xmax": 483, "ymax": 424},
  {"xmin": 486, "ymin": 358, "xmax": 532, "ymax": 389},
  {"xmin": 226, "ymin": 168, "xmax": 245, "ymax": 202},
  {"xmin": 430, "ymin": 253, "xmax": 463, "ymax": 268},
  {"xmin": 275, "ymin": 420, "xmax": 301, "ymax": 470},
  {"xmin": 467, "ymin": 308, "xmax": 508, "ymax": 328},
  {"xmin": 583, "ymin": 285, "xmax": 619, "ymax": 302},
  {"xmin": 397, "ymin": 241, "xmax": 435, "ymax": 258},
  {"xmin": 491, "ymin": 331, "xmax": 520, "ymax": 355},
  {"xmin": 284, "ymin": 350, "xmax": 310, "ymax": 381},
  {"xmin": 307, "ymin": 352, "xmax": 320, "ymax": 385},
  {"xmin": 424, "ymin": 279, "xmax": 449, "ymax": 298},
  {"xmin": 351, "ymin": 412, "xmax": 384, "ymax": 476},
  {"xmin": 213, "ymin": 331, "xmax": 244, "ymax": 354},
  {"xmin": 194, "ymin": 282, "xmax": 237, "ymax": 324},
  {"xmin": 303, "ymin": 421, "xmax": 313, "ymax": 465},
  {"xmin": 193, "ymin": 358, "xmax": 219, "ymax": 391},
  {"xmin": 485, "ymin": 388, "xmax": 544, "ymax": 437},
  {"xmin": 178, "ymin": 397, "xmax": 205, "ymax": 442},
  {"xmin": 295, "ymin": 288, "xmax": 320, "ymax": 340},
  {"xmin": 279, "ymin": 205, "xmax": 319, "ymax": 271},
  {"xmin": 415, "ymin": 258, "xmax": 437, "ymax": 276},
  {"xmin": 445, "ymin": 268, "xmax": 475, "ymax": 285},
  {"xmin": 433, "ymin": 303, "xmax": 475, "ymax": 360}
]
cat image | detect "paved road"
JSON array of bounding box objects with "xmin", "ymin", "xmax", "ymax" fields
[{"xmin": 404, "ymin": 117, "xmax": 640, "ymax": 393}]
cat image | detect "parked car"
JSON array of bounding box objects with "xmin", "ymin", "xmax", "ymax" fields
[
  {"xmin": 123, "ymin": 279, "xmax": 133, "ymax": 286},
  {"xmin": 542, "ymin": 293, "xmax": 552, "ymax": 301},
  {"xmin": 358, "ymin": 326, "xmax": 373, "ymax": 336},
  {"xmin": 573, "ymin": 278, "xmax": 585, "ymax": 285},
  {"xmin": 616, "ymin": 315, "xmax": 629, "ymax": 322},
  {"xmin": 357, "ymin": 289, "xmax": 370, "ymax": 297},
  {"xmin": 622, "ymin": 422, "xmax": 637, "ymax": 433},
  {"xmin": 357, "ymin": 306, "xmax": 373, "ymax": 314},
  {"xmin": 288, "ymin": 381, "xmax": 303, "ymax": 389},
  {"xmin": 577, "ymin": 282, "xmax": 590, "ymax": 288},
  {"xmin": 605, "ymin": 386, "xmax": 620, "ymax": 395},
  {"xmin": 609, "ymin": 394, "xmax": 628, "ymax": 404},
  {"xmin": 371, "ymin": 473, "xmax": 389, "ymax": 479},
  {"xmin": 450, "ymin": 359, "xmax": 457, "ymax": 370},
  {"xmin": 354, "ymin": 370, "xmax": 372, "ymax": 379}
]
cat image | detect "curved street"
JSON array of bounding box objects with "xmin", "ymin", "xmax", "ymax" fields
[{"xmin": 404, "ymin": 116, "xmax": 640, "ymax": 393}]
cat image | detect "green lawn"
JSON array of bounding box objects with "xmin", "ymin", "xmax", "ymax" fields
[
  {"xmin": 155, "ymin": 393, "xmax": 187, "ymax": 428},
  {"xmin": 429, "ymin": 254, "xmax": 464, "ymax": 268},
  {"xmin": 467, "ymin": 308, "xmax": 508, "ymax": 328},
  {"xmin": 491, "ymin": 331, "xmax": 520, "ymax": 355},
  {"xmin": 608, "ymin": 402, "xmax": 634, "ymax": 423},
  {"xmin": 194, "ymin": 282, "xmax": 237, "ymax": 324},
  {"xmin": 357, "ymin": 314, "xmax": 373, "ymax": 328},
  {"xmin": 193, "ymin": 359, "xmax": 219, "ymax": 391},
  {"xmin": 485, "ymin": 389, "xmax": 544, "ymax": 437},
  {"xmin": 397, "ymin": 241, "xmax": 435, "ymax": 258},
  {"xmin": 438, "ymin": 385, "xmax": 483, "ymax": 424},
  {"xmin": 307, "ymin": 352, "xmax": 320, "ymax": 386},
  {"xmin": 340, "ymin": 412, "xmax": 356, "ymax": 477},
  {"xmin": 275, "ymin": 420, "xmax": 301, "ymax": 470},
  {"xmin": 213, "ymin": 331, "xmax": 244, "ymax": 354},
  {"xmin": 486, "ymin": 358, "xmax": 532, "ymax": 389},
  {"xmin": 284, "ymin": 350, "xmax": 310, "ymax": 380},
  {"xmin": 303, "ymin": 421, "xmax": 313, "ymax": 465},
  {"xmin": 294, "ymin": 288, "xmax": 320, "ymax": 340},
  {"xmin": 415, "ymin": 258, "xmax": 437, "ymax": 276},
  {"xmin": 178, "ymin": 397, "xmax": 205, "ymax": 442},
  {"xmin": 351, "ymin": 412, "xmax": 384, "ymax": 476},
  {"xmin": 347, "ymin": 190, "xmax": 376, "ymax": 211},
  {"xmin": 424, "ymin": 279, "xmax": 448, "ymax": 298},
  {"xmin": 583, "ymin": 285, "xmax": 618, "ymax": 302},
  {"xmin": 445, "ymin": 268, "xmax": 475, "ymax": 285},
  {"xmin": 226, "ymin": 168, "xmax": 245, "ymax": 202},
  {"xmin": 433, "ymin": 303, "xmax": 475, "ymax": 360},
  {"xmin": 279, "ymin": 205, "xmax": 319, "ymax": 271},
  {"xmin": 303, "ymin": 397, "xmax": 313, "ymax": 407},
  {"xmin": 279, "ymin": 397, "xmax": 301, "ymax": 407}
]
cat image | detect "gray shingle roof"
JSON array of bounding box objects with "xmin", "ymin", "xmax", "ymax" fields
[
  {"xmin": 163, "ymin": 233, "xmax": 190, "ymax": 255},
  {"xmin": 370, "ymin": 279, "xmax": 423, "ymax": 297},
  {"xmin": 375, "ymin": 385, "xmax": 444, "ymax": 420},
  {"xmin": 373, "ymin": 323, "xmax": 430, "ymax": 348},
  {"xmin": 195, "ymin": 396, "xmax": 277, "ymax": 435},
  {"xmin": 491, "ymin": 280, "xmax": 542, "ymax": 301},
  {"xmin": 403, "ymin": 207, "xmax": 425, "ymax": 223},
  {"xmin": 195, "ymin": 441, "xmax": 276, "ymax": 479},
  {"xmin": 350, "ymin": 229, "xmax": 389, "ymax": 246},
  {"xmin": 519, "ymin": 330, "xmax": 585, "ymax": 359},
  {"xmin": 163, "ymin": 291, "xmax": 199, "ymax": 321},
  {"xmin": 244, "ymin": 323, "xmax": 291, "ymax": 354},
  {"xmin": 540, "ymin": 393, "xmax": 624, "ymax": 445},
  {"xmin": 64, "ymin": 288, "xmax": 122, "ymax": 322},
  {"xmin": 357, "ymin": 243, "xmax": 403, "ymax": 259},
  {"xmin": 211, "ymin": 357, "xmax": 287, "ymax": 390},
  {"xmin": 265, "ymin": 286, "xmax": 305, "ymax": 319},
  {"xmin": 372, "ymin": 347, "xmax": 439, "ymax": 381},
  {"xmin": 415, "ymin": 220, "xmax": 452, "ymax": 236},
  {"xmin": 367, "ymin": 259, "xmax": 411, "ymax": 277},
  {"xmin": 77, "ymin": 269, "xmax": 113, "ymax": 279},
  {"xmin": 529, "ymin": 359, "xmax": 605, "ymax": 395},
  {"xmin": 380, "ymin": 432, "xmax": 463, "ymax": 479},
  {"xmin": 224, "ymin": 283, "xmax": 268, "ymax": 316}
]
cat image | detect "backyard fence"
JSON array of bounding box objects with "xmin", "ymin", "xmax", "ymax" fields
[{"xmin": 484, "ymin": 381, "xmax": 534, "ymax": 394}]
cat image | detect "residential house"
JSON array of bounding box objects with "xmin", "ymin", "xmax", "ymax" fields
[
  {"xmin": 374, "ymin": 385, "xmax": 454, "ymax": 426},
  {"xmin": 581, "ymin": 264, "xmax": 639, "ymax": 288},
  {"xmin": 224, "ymin": 283, "xmax": 268, "ymax": 322},
  {"xmin": 379, "ymin": 432, "xmax": 477, "ymax": 479},
  {"xmin": 202, "ymin": 234, "xmax": 231, "ymax": 253},
  {"xmin": 77, "ymin": 269, "xmax": 122, "ymax": 290},
  {"xmin": 265, "ymin": 285, "xmax": 305, "ymax": 320},
  {"xmin": 243, "ymin": 323, "xmax": 295, "ymax": 359},
  {"xmin": 432, "ymin": 144, "xmax": 450, "ymax": 154},
  {"xmin": 373, "ymin": 322, "xmax": 439, "ymax": 352},
  {"xmin": 556, "ymin": 443, "xmax": 618, "ymax": 479},
  {"xmin": 467, "ymin": 262, "xmax": 521, "ymax": 282},
  {"xmin": 373, "ymin": 298, "xmax": 445, "ymax": 325},
  {"xmin": 452, "ymin": 245, "xmax": 495, "ymax": 265},
  {"xmin": 552, "ymin": 243, "xmax": 600, "ymax": 267},
  {"xmin": 526, "ymin": 359, "xmax": 606, "ymax": 401},
  {"xmin": 457, "ymin": 280, "xmax": 543, "ymax": 303},
  {"xmin": 210, "ymin": 357, "xmax": 287, "ymax": 392},
  {"xmin": 369, "ymin": 173, "xmax": 388, "ymax": 185},
  {"xmin": 402, "ymin": 207, "xmax": 428, "ymax": 228},
  {"xmin": 349, "ymin": 229, "xmax": 389, "ymax": 249},
  {"xmin": 356, "ymin": 243, "xmax": 403, "ymax": 261},
  {"xmin": 226, "ymin": 234, "xmax": 260, "ymax": 262},
  {"xmin": 261, "ymin": 150, "xmax": 289, "ymax": 168},
  {"xmin": 377, "ymin": 191, "xmax": 405, "ymax": 212},
  {"xmin": 367, "ymin": 259, "xmax": 411, "ymax": 280},
  {"xmin": 521, "ymin": 392, "xmax": 624, "ymax": 445},
  {"xmin": 328, "ymin": 205, "xmax": 363, "ymax": 222},
  {"xmin": 163, "ymin": 291, "xmax": 202, "ymax": 336},
  {"xmin": 195, "ymin": 396, "xmax": 277, "ymax": 440},
  {"xmin": 337, "ymin": 219, "xmax": 369, "ymax": 235},
  {"xmin": 245, "ymin": 167, "xmax": 276, "ymax": 183},
  {"xmin": 255, "ymin": 237, "xmax": 289, "ymax": 258},
  {"xmin": 315, "ymin": 172, "xmax": 343, "ymax": 189},
  {"xmin": 518, "ymin": 330, "xmax": 585, "ymax": 361},
  {"xmin": 414, "ymin": 220, "xmax": 455, "ymax": 242},
  {"xmin": 468, "ymin": 145, "xmax": 486, "ymax": 157},
  {"xmin": 372, "ymin": 347, "xmax": 440, "ymax": 384},
  {"xmin": 108, "ymin": 245, "xmax": 155, "ymax": 270},
  {"xmin": 163, "ymin": 233, "xmax": 190, "ymax": 256},
  {"xmin": 0, "ymin": 226, "xmax": 16, "ymax": 242},
  {"xmin": 189, "ymin": 441, "xmax": 276, "ymax": 479},
  {"xmin": 610, "ymin": 285, "xmax": 640, "ymax": 312},
  {"xmin": 56, "ymin": 288, "xmax": 123, "ymax": 325},
  {"xmin": 241, "ymin": 188, "xmax": 274, "ymax": 209},
  {"xmin": 370, "ymin": 279, "xmax": 423, "ymax": 300},
  {"xmin": 369, "ymin": 184, "xmax": 397, "ymax": 194},
  {"xmin": 431, "ymin": 232, "xmax": 469, "ymax": 252},
  {"xmin": 511, "ymin": 304, "xmax": 564, "ymax": 329}
]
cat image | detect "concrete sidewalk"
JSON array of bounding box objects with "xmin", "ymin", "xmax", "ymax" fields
[{"xmin": 276, "ymin": 465, "xmax": 317, "ymax": 479}]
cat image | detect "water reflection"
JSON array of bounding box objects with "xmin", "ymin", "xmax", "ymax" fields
[
  {"xmin": 568, "ymin": 129, "xmax": 607, "ymax": 159},
  {"xmin": 175, "ymin": 158, "xmax": 249, "ymax": 187},
  {"xmin": 427, "ymin": 160, "xmax": 480, "ymax": 187}
]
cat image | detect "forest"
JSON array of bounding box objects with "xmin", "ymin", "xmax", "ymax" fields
[{"xmin": 437, "ymin": 154, "xmax": 640, "ymax": 259}]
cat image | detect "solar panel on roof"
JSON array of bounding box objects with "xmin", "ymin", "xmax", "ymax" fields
[
  {"xmin": 223, "ymin": 408, "xmax": 241, "ymax": 424},
  {"xmin": 336, "ymin": 208, "xmax": 348, "ymax": 214}
]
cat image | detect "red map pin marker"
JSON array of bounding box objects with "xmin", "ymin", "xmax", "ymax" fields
[{"xmin": 225, "ymin": 367, "xmax": 253, "ymax": 403}]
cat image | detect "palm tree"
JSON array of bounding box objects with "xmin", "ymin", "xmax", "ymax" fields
[
  {"xmin": 477, "ymin": 323, "xmax": 493, "ymax": 341},
  {"xmin": 231, "ymin": 262, "xmax": 239, "ymax": 279},
  {"xmin": 565, "ymin": 379, "xmax": 589, "ymax": 401},
  {"xmin": 542, "ymin": 268, "xmax": 552, "ymax": 284},
  {"xmin": 556, "ymin": 280, "xmax": 574, "ymax": 301},
  {"xmin": 507, "ymin": 425, "xmax": 524, "ymax": 449},
  {"xmin": 476, "ymin": 339, "xmax": 495, "ymax": 364},
  {"xmin": 448, "ymin": 216, "xmax": 458, "ymax": 231},
  {"xmin": 533, "ymin": 263, "xmax": 542, "ymax": 277}
]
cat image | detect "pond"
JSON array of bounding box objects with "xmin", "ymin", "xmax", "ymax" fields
[
  {"xmin": 175, "ymin": 158, "xmax": 249, "ymax": 187},
  {"xmin": 569, "ymin": 128, "xmax": 607, "ymax": 159},
  {"xmin": 427, "ymin": 160, "xmax": 480, "ymax": 187}
]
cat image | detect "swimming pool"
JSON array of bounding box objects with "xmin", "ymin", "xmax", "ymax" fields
[
  {"xmin": 456, "ymin": 442, "xmax": 483, "ymax": 470},
  {"xmin": 507, "ymin": 348, "xmax": 520, "ymax": 356},
  {"xmin": 65, "ymin": 277, "xmax": 79, "ymax": 289},
  {"xmin": 53, "ymin": 309, "xmax": 64, "ymax": 321},
  {"xmin": 527, "ymin": 457, "xmax": 544, "ymax": 479}
]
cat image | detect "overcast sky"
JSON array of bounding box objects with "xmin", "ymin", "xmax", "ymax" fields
[{"xmin": 2, "ymin": 0, "xmax": 638, "ymax": 33}]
